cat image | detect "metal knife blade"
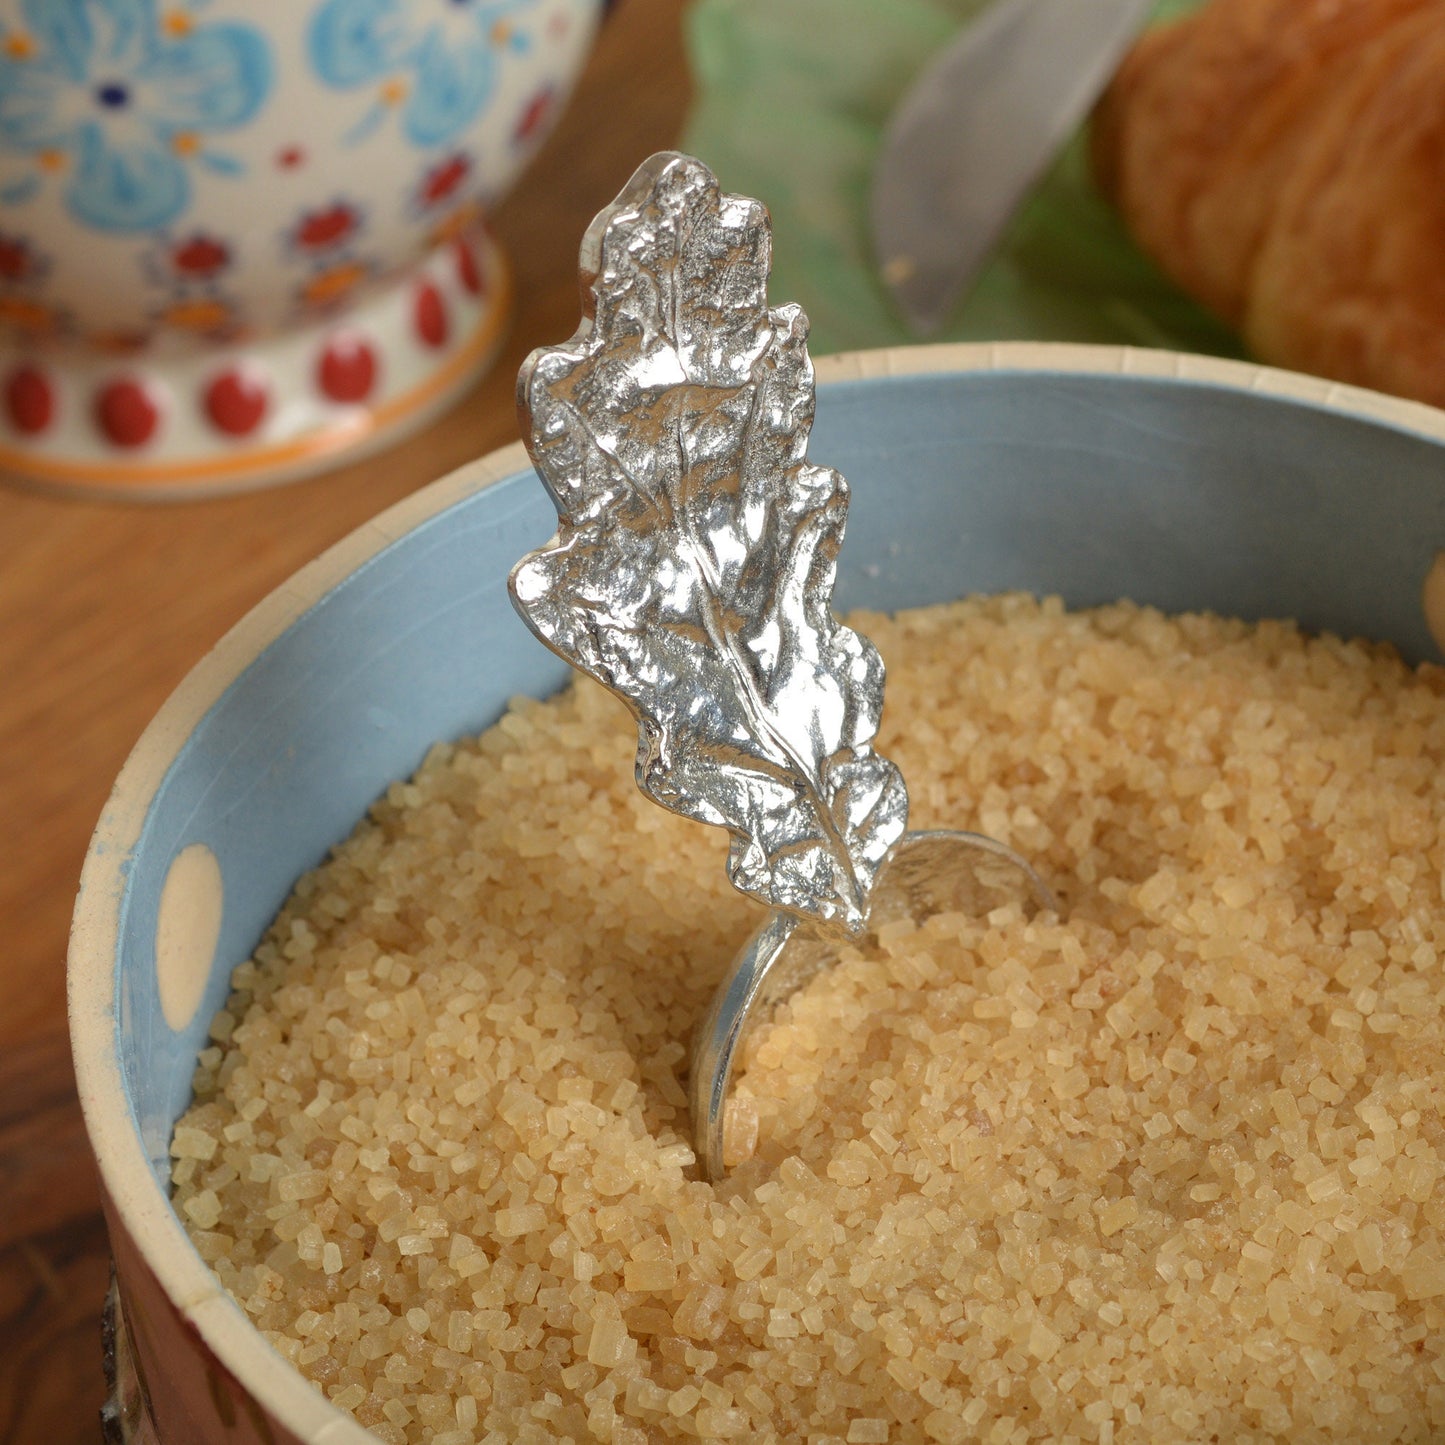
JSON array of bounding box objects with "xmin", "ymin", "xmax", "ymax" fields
[{"xmin": 871, "ymin": 0, "xmax": 1155, "ymax": 335}]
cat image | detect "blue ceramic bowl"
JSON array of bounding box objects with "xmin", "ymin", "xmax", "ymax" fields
[{"xmin": 70, "ymin": 343, "xmax": 1445, "ymax": 1442}]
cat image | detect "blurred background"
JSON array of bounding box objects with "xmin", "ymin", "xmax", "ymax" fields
[{"xmin": 684, "ymin": 0, "xmax": 1237, "ymax": 358}]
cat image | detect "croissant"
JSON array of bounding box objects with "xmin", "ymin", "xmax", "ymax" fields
[{"xmin": 1093, "ymin": 0, "xmax": 1445, "ymax": 407}]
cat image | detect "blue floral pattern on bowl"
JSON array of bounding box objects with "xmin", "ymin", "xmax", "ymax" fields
[
  {"xmin": 0, "ymin": 0, "xmax": 272, "ymax": 232},
  {"xmin": 309, "ymin": 0, "xmax": 535, "ymax": 147}
]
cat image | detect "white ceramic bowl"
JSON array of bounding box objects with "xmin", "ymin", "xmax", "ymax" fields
[
  {"xmin": 0, "ymin": 0, "xmax": 602, "ymax": 496},
  {"xmin": 69, "ymin": 344, "xmax": 1445, "ymax": 1440}
]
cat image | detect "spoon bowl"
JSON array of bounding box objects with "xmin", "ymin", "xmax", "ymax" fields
[{"xmin": 691, "ymin": 828, "xmax": 1058, "ymax": 1180}]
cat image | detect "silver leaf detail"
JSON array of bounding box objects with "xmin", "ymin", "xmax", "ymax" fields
[{"xmin": 510, "ymin": 152, "xmax": 909, "ymax": 932}]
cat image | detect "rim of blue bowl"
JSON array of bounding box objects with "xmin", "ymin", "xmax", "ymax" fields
[{"xmin": 68, "ymin": 342, "xmax": 1445, "ymax": 1439}]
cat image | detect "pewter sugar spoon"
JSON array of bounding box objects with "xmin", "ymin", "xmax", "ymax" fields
[{"xmin": 509, "ymin": 152, "xmax": 1055, "ymax": 1181}]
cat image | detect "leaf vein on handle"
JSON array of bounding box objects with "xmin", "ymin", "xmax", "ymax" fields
[{"xmin": 510, "ymin": 153, "xmax": 908, "ymax": 932}]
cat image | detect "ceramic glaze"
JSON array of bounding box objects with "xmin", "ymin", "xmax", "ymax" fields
[
  {"xmin": 70, "ymin": 345, "xmax": 1445, "ymax": 1441},
  {"xmin": 0, "ymin": 0, "xmax": 602, "ymax": 495}
]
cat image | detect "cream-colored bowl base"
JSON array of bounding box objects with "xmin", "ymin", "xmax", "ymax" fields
[{"xmin": 0, "ymin": 229, "xmax": 509, "ymax": 501}]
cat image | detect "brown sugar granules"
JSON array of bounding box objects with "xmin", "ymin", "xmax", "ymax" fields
[{"xmin": 172, "ymin": 595, "xmax": 1445, "ymax": 1444}]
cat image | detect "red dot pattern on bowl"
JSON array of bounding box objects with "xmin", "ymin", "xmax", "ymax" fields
[
  {"xmin": 204, "ymin": 369, "xmax": 269, "ymax": 437},
  {"xmin": 455, "ymin": 239, "xmax": 483, "ymax": 297},
  {"xmin": 415, "ymin": 282, "xmax": 448, "ymax": 350},
  {"xmin": 6, "ymin": 364, "xmax": 55, "ymax": 434},
  {"xmin": 318, "ymin": 333, "xmax": 379, "ymax": 404},
  {"xmin": 2, "ymin": 236, "xmax": 492, "ymax": 455},
  {"xmin": 96, "ymin": 378, "xmax": 162, "ymax": 449}
]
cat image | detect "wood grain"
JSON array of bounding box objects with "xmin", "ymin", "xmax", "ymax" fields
[
  {"xmin": 0, "ymin": 1032, "xmax": 101, "ymax": 1253},
  {"xmin": 0, "ymin": 1210, "xmax": 113, "ymax": 1445},
  {"xmin": 0, "ymin": 2, "xmax": 689, "ymax": 1437}
]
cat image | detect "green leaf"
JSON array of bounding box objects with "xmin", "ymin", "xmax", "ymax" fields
[{"xmin": 682, "ymin": 0, "xmax": 1242, "ymax": 358}]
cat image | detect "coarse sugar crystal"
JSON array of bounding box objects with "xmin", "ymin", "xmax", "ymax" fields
[{"xmin": 173, "ymin": 596, "xmax": 1445, "ymax": 1442}]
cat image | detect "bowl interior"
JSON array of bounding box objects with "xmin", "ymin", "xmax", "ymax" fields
[{"xmin": 107, "ymin": 362, "xmax": 1445, "ymax": 1188}]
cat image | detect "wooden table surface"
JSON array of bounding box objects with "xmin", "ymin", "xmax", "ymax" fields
[{"xmin": 0, "ymin": 3, "xmax": 689, "ymax": 1437}]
